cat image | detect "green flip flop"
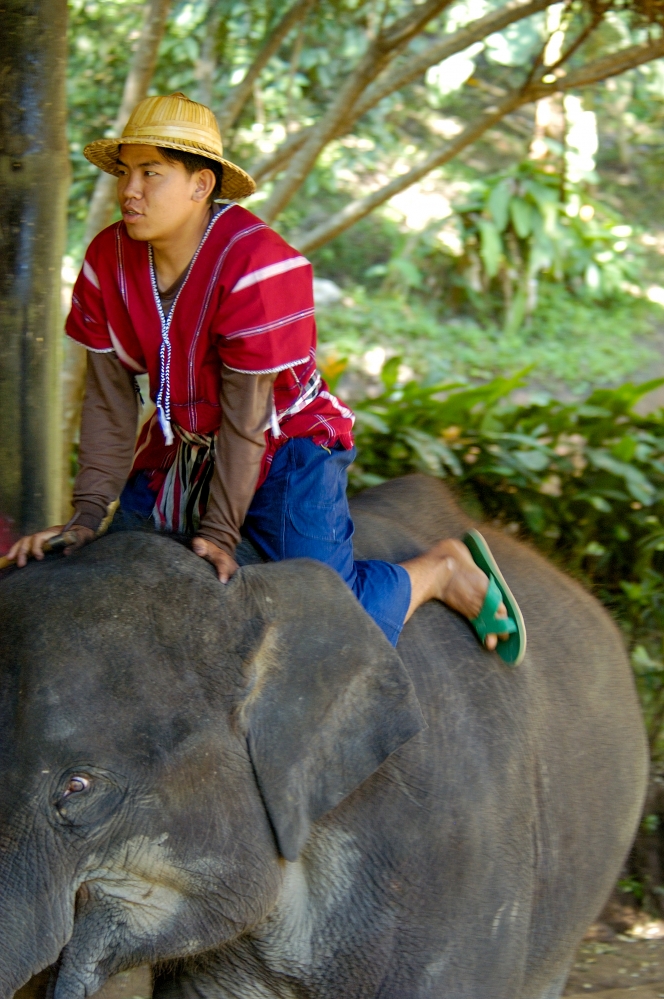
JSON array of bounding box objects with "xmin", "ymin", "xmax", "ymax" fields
[{"xmin": 462, "ymin": 529, "xmax": 527, "ymax": 667}]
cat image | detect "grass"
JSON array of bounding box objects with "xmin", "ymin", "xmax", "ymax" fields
[{"xmin": 316, "ymin": 282, "xmax": 663, "ymax": 396}]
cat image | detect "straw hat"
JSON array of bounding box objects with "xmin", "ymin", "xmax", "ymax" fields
[{"xmin": 84, "ymin": 92, "xmax": 256, "ymax": 200}]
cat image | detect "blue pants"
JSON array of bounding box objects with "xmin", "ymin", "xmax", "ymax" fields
[
  {"xmin": 244, "ymin": 439, "xmax": 411, "ymax": 646},
  {"xmin": 118, "ymin": 438, "xmax": 411, "ymax": 646}
]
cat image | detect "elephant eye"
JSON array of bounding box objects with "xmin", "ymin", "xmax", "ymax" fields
[{"xmin": 63, "ymin": 775, "xmax": 90, "ymax": 797}]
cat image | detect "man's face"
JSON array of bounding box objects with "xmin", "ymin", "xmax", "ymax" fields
[{"xmin": 116, "ymin": 144, "xmax": 213, "ymax": 242}]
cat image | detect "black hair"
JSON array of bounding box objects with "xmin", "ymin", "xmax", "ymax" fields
[{"xmin": 157, "ymin": 147, "xmax": 224, "ymax": 202}]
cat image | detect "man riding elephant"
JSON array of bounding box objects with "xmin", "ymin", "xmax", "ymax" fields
[{"xmin": 6, "ymin": 91, "xmax": 523, "ymax": 661}]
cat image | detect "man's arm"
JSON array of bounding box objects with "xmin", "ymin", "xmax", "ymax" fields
[
  {"xmin": 6, "ymin": 351, "xmax": 139, "ymax": 567},
  {"xmin": 72, "ymin": 351, "xmax": 140, "ymax": 532},
  {"xmin": 193, "ymin": 366, "xmax": 276, "ymax": 581}
]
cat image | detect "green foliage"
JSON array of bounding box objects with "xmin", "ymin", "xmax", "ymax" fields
[
  {"xmin": 349, "ymin": 364, "xmax": 664, "ymax": 755},
  {"xmin": 641, "ymin": 812, "xmax": 660, "ymax": 834},
  {"xmin": 449, "ymin": 161, "xmax": 642, "ymax": 329},
  {"xmin": 618, "ymin": 876, "xmax": 645, "ymax": 901},
  {"xmin": 316, "ymin": 283, "xmax": 660, "ymax": 393},
  {"xmin": 308, "ymin": 209, "xmax": 400, "ymax": 288}
]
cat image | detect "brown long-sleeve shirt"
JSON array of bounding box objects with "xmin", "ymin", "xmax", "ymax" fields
[{"xmin": 72, "ymin": 351, "xmax": 275, "ymax": 555}]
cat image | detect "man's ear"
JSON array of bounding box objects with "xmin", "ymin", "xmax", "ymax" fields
[
  {"xmin": 230, "ymin": 559, "xmax": 425, "ymax": 862},
  {"xmin": 192, "ymin": 167, "xmax": 216, "ymax": 202}
]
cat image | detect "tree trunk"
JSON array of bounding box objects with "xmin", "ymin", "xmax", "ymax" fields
[{"xmin": 0, "ymin": 0, "xmax": 69, "ymax": 534}]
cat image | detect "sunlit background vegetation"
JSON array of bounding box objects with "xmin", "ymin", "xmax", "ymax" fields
[{"xmin": 67, "ymin": 0, "xmax": 664, "ymax": 395}]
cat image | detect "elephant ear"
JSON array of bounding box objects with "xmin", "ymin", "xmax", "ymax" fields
[{"xmin": 232, "ymin": 559, "xmax": 426, "ymax": 862}]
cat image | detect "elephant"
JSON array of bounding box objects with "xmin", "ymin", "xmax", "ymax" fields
[{"xmin": 0, "ymin": 474, "xmax": 648, "ymax": 999}]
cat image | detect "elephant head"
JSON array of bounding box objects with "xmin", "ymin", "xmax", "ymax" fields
[{"xmin": 0, "ymin": 532, "xmax": 424, "ymax": 999}]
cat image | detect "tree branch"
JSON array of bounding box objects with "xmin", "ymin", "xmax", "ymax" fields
[
  {"xmin": 550, "ymin": 33, "xmax": 664, "ymax": 90},
  {"xmin": 258, "ymin": 0, "xmax": 455, "ymax": 222},
  {"xmin": 250, "ymin": 0, "xmax": 552, "ymax": 185},
  {"xmin": 354, "ymin": 0, "xmax": 552, "ymax": 117},
  {"xmin": 295, "ymin": 34, "xmax": 664, "ymax": 253},
  {"xmin": 215, "ymin": 0, "xmax": 314, "ymax": 135},
  {"xmin": 295, "ymin": 91, "xmax": 527, "ymax": 253},
  {"xmin": 251, "ymin": 120, "xmax": 309, "ymax": 183},
  {"xmin": 548, "ymin": 6, "xmax": 605, "ymax": 72}
]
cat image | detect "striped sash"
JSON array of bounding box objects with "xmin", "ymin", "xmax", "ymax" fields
[
  {"xmin": 152, "ymin": 370, "xmax": 324, "ymax": 536},
  {"xmin": 153, "ymin": 425, "xmax": 216, "ymax": 536}
]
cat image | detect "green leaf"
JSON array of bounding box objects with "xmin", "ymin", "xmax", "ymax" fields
[
  {"xmin": 633, "ymin": 645, "xmax": 664, "ymax": 673},
  {"xmin": 510, "ymin": 198, "xmax": 533, "ymax": 239},
  {"xmin": 523, "ymin": 179, "xmax": 558, "ymax": 212},
  {"xmin": 389, "ymin": 256, "xmax": 423, "ymax": 289},
  {"xmin": 514, "ymin": 449, "xmax": 550, "ymax": 471},
  {"xmin": 578, "ymin": 494, "xmax": 612, "ymax": 512},
  {"xmin": 521, "ymin": 501, "xmax": 545, "ymax": 533},
  {"xmin": 353, "ymin": 410, "xmax": 390, "ymax": 434},
  {"xmin": 577, "ymin": 405, "xmax": 613, "ymax": 418},
  {"xmin": 587, "ymin": 449, "xmax": 656, "ymax": 505},
  {"xmin": 529, "ymin": 232, "xmax": 554, "ymax": 274},
  {"xmin": 400, "ymin": 429, "xmax": 463, "ymax": 476},
  {"xmin": 487, "ymin": 181, "xmax": 511, "ymax": 232},
  {"xmin": 477, "ymin": 219, "xmax": 503, "ymax": 278},
  {"xmin": 483, "ymin": 465, "xmax": 516, "ymax": 476},
  {"xmin": 612, "ymin": 436, "xmax": 637, "ymax": 462},
  {"xmin": 380, "ymin": 356, "xmax": 401, "ymax": 392},
  {"xmin": 424, "ymin": 371, "xmax": 529, "ymax": 428},
  {"xmin": 587, "ymin": 379, "xmax": 664, "ymax": 415},
  {"xmin": 504, "ymin": 284, "xmax": 527, "ymax": 335},
  {"xmin": 540, "ymin": 200, "xmax": 560, "ymax": 238}
]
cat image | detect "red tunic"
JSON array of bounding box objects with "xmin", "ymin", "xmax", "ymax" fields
[{"xmin": 66, "ymin": 204, "xmax": 354, "ymax": 490}]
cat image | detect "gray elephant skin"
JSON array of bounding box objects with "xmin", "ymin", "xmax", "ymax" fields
[{"xmin": 0, "ymin": 475, "xmax": 648, "ymax": 999}]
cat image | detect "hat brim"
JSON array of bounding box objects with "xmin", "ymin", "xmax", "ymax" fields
[{"xmin": 83, "ymin": 136, "xmax": 256, "ymax": 201}]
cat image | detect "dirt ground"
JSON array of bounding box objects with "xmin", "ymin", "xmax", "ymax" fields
[{"xmin": 564, "ymin": 935, "xmax": 664, "ymax": 996}]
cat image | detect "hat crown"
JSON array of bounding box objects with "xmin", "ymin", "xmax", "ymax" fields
[
  {"xmin": 83, "ymin": 92, "xmax": 257, "ymax": 200},
  {"xmin": 121, "ymin": 92, "xmax": 224, "ymax": 156}
]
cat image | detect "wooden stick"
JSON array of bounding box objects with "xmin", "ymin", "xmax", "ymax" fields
[{"xmin": 0, "ymin": 531, "xmax": 80, "ymax": 571}]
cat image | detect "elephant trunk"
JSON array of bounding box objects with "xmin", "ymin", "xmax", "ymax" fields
[{"xmin": 0, "ymin": 850, "xmax": 74, "ymax": 999}]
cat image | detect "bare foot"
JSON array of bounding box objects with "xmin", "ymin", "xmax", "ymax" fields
[{"xmin": 400, "ymin": 539, "xmax": 509, "ymax": 650}]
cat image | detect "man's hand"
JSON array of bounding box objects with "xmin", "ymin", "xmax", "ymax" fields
[
  {"xmin": 192, "ymin": 537, "xmax": 239, "ymax": 583},
  {"xmin": 6, "ymin": 524, "xmax": 96, "ymax": 568}
]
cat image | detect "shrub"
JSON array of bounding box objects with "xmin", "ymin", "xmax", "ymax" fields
[{"xmin": 348, "ymin": 361, "xmax": 664, "ymax": 755}]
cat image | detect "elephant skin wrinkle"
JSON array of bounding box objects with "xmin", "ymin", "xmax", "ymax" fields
[
  {"xmin": 0, "ymin": 475, "xmax": 650, "ymax": 999},
  {"xmin": 55, "ymin": 835, "xmax": 199, "ymax": 999},
  {"xmin": 85, "ymin": 834, "xmax": 191, "ymax": 933},
  {"xmin": 253, "ymin": 825, "xmax": 364, "ymax": 975}
]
